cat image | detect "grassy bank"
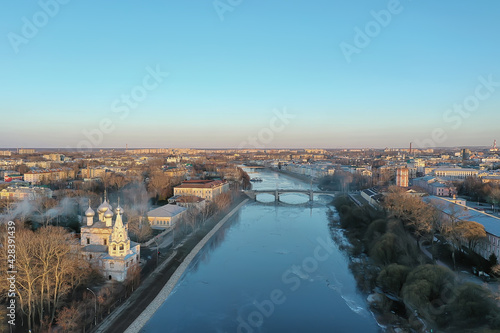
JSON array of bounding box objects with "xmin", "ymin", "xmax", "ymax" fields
[{"xmin": 329, "ymin": 195, "xmax": 500, "ymax": 333}]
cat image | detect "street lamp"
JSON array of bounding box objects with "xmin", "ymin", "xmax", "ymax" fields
[{"xmin": 86, "ymin": 288, "xmax": 97, "ymax": 326}]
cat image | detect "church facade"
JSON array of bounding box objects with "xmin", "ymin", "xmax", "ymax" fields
[{"xmin": 80, "ymin": 200, "xmax": 141, "ymax": 282}]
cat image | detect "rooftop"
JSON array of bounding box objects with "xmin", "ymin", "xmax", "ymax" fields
[
  {"xmin": 175, "ymin": 179, "xmax": 227, "ymax": 189},
  {"xmin": 424, "ymin": 196, "xmax": 500, "ymax": 237},
  {"xmin": 148, "ymin": 204, "xmax": 187, "ymax": 218}
]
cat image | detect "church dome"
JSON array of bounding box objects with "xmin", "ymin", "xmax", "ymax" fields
[
  {"xmin": 115, "ymin": 205, "xmax": 123, "ymax": 214},
  {"xmin": 98, "ymin": 201, "xmax": 112, "ymax": 213},
  {"xmin": 97, "ymin": 203, "xmax": 108, "ymax": 213},
  {"xmin": 85, "ymin": 207, "xmax": 95, "ymax": 217},
  {"xmin": 104, "ymin": 209, "xmax": 114, "ymax": 218}
]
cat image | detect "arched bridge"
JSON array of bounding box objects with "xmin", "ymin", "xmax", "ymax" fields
[{"xmin": 243, "ymin": 189, "xmax": 340, "ymax": 202}]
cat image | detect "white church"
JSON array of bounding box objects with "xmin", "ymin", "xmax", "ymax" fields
[{"xmin": 80, "ymin": 198, "xmax": 141, "ymax": 282}]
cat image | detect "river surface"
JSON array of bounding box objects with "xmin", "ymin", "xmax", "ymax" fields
[{"xmin": 141, "ymin": 168, "xmax": 381, "ymax": 333}]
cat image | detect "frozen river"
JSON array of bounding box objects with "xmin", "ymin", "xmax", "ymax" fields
[{"xmin": 141, "ymin": 168, "xmax": 381, "ymax": 333}]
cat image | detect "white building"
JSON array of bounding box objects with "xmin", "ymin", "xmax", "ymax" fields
[
  {"xmin": 424, "ymin": 196, "xmax": 499, "ymax": 263},
  {"xmin": 147, "ymin": 204, "xmax": 187, "ymax": 228},
  {"xmin": 80, "ymin": 200, "xmax": 140, "ymax": 282},
  {"xmin": 433, "ymin": 167, "xmax": 479, "ymax": 179}
]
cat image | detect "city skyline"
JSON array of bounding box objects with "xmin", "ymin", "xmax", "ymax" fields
[{"xmin": 2, "ymin": 0, "xmax": 499, "ymax": 148}]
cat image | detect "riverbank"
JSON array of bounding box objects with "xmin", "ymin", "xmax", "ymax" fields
[
  {"xmin": 124, "ymin": 198, "xmax": 249, "ymax": 333},
  {"xmin": 130, "ymin": 167, "xmax": 380, "ymax": 332},
  {"xmin": 94, "ymin": 194, "xmax": 249, "ymax": 333},
  {"xmin": 329, "ymin": 195, "xmax": 500, "ymax": 332},
  {"xmin": 326, "ymin": 209, "xmax": 414, "ymax": 332}
]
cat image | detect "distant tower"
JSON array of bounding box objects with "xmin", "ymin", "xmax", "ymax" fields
[
  {"xmin": 396, "ymin": 167, "xmax": 409, "ymax": 187},
  {"xmin": 462, "ymin": 148, "xmax": 471, "ymax": 160},
  {"xmin": 409, "ymin": 142, "xmax": 412, "ymax": 156}
]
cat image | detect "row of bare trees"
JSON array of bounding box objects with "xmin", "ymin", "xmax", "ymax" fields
[
  {"xmin": 56, "ymin": 267, "xmax": 140, "ymax": 332},
  {"xmin": 0, "ymin": 225, "xmax": 94, "ymax": 331},
  {"xmin": 457, "ymin": 176, "xmax": 500, "ymax": 206},
  {"xmin": 174, "ymin": 192, "xmax": 234, "ymax": 239},
  {"xmin": 147, "ymin": 171, "xmax": 184, "ymax": 204},
  {"xmin": 383, "ymin": 186, "xmax": 487, "ymax": 269}
]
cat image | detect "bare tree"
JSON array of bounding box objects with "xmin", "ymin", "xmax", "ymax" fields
[
  {"xmin": 148, "ymin": 171, "xmax": 170, "ymax": 203},
  {"xmin": 5, "ymin": 225, "xmax": 90, "ymax": 330},
  {"xmin": 14, "ymin": 227, "xmax": 43, "ymax": 331},
  {"xmin": 128, "ymin": 215, "xmax": 153, "ymax": 242},
  {"xmin": 214, "ymin": 193, "xmax": 232, "ymax": 211},
  {"xmin": 56, "ymin": 302, "xmax": 81, "ymax": 332},
  {"xmin": 200, "ymin": 202, "xmax": 214, "ymax": 222},
  {"xmin": 183, "ymin": 207, "xmax": 200, "ymax": 232},
  {"xmin": 384, "ymin": 186, "xmax": 435, "ymax": 238},
  {"xmin": 437, "ymin": 204, "xmax": 472, "ymax": 270},
  {"xmin": 124, "ymin": 263, "xmax": 141, "ymax": 294},
  {"xmin": 453, "ymin": 220, "xmax": 487, "ymax": 252}
]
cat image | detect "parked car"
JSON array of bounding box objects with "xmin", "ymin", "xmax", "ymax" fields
[{"xmin": 479, "ymin": 271, "xmax": 491, "ymax": 282}]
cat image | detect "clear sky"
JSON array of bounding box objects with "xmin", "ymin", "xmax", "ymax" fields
[{"xmin": 1, "ymin": 0, "xmax": 499, "ymax": 149}]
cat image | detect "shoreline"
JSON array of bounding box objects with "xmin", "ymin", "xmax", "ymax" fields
[
  {"xmin": 330, "ymin": 225, "xmax": 393, "ymax": 331},
  {"xmin": 93, "ymin": 195, "xmax": 249, "ymax": 333},
  {"xmin": 123, "ymin": 198, "xmax": 250, "ymax": 333},
  {"xmin": 328, "ymin": 197, "xmax": 434, "ymax": 332}
]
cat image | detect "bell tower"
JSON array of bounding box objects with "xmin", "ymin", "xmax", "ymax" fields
[{"xmin": 108, "ymin": 203, "xmax": 130, "ymax": 257}]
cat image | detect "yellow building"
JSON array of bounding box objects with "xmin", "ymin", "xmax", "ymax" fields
[
  {"xmin": 0, "ymin": 185, "xmax": 52, "ymax": 200},
  {"xmin": 43, "ymin": 153, "xmax": 65, "ymax": 161},
  {"xmin": 173, "ymin": 179, "xmax": 229, "ymax": 201},
  {"xmin": 80, "ymin": 167, "xmax": 107, "ymax": 179},
  {"xmin": 18, "ymin": 148, "xmax": 35, "ymax": 154},
  {"xmin": 24, "ymin": 168, "xmax": 76, "ymax": 184}
]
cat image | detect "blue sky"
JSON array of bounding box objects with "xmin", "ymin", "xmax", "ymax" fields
[{"xmin": 1, "ymin": 0, "xmax": 499, "ymax": 149}]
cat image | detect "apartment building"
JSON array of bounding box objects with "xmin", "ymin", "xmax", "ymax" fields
[
  {"xmin": 18, "ymin": 149, "xmax": 35, "ymax": 154},
  {"xmin": 433, "ymin": 167, "xmax": 479, "ymax": 179},
  {"xmin": 24, "ymin": 168, "xmax": 76, "ymax": 184},
  {"xmin": 0, "ymin": 185, "xmax": 52, "ymax": 200},
  {"xmin": 413, "ymin": 176, "xmax": 457, "ymax": 197}
]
